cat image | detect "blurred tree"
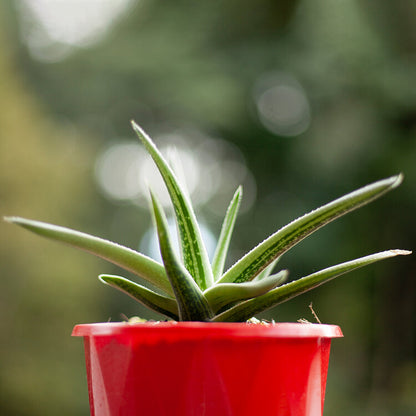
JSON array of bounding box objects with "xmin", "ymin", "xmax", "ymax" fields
[{"xmin": 0, "ymin": 4, "xmax": 104, "ymax": 415}]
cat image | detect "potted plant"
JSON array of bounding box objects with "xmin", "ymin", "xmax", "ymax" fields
[{"xmin": 5, "ymin": 121, "xmax": 410, "ymax": 416}]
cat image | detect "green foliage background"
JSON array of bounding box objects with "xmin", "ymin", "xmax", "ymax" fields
[{"xmin": 1, "ymin": 1, "xmax": 415, "ymax": 415}]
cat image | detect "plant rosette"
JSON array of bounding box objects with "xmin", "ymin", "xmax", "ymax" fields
[{"xmin": 6, "ymin": 121, "xmax": 411, "ymax": 416}]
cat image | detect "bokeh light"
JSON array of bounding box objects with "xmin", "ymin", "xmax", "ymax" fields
[
  {"xmin": 253, "ymin": 72, "xmax": 311, "ymax": 137},
  {"xmin": 94, "ymin": 142, "xmax": 144, "ymax": 201},
  {"xmin": 94, "ymin": 127, "xmax": 256, "ymax": 214},
  {"xmin": 17, "ymin": 0, "xmax": 135, "ymax": 61}
]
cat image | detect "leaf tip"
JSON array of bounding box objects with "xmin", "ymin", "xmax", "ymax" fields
[
  {"xmin": 390, "ymin": 249, "xmax": 412, "ymax": 256},
  {"xmin": 130, "ymin": 119, "xmax": 139, "ymax": 130},
  {"xmin": 3, "ymin": 216, "xmax": 16, "ymax": 223},
  {"xmin": 390, "ymin": 173, "xmax": 404, "ymax": 189},
  {"xmin": 99, "ymin": 274, "xmax": 123, "ymax": 287},
  {"xmin": 3, "ymin": 216, "xmax": 28, "ymax": 227},
  {"xmin": 131, "ymin": 120, "xmax": 149, "ymax": 139},
  {"xmin": 98, "ymin": 274, "xmax": 110, "ymax": 284}
]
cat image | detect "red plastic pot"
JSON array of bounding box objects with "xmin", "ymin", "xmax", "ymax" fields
[{"xmin": 72, "ymin": 322, "xmax": 342, "ymax": 416}]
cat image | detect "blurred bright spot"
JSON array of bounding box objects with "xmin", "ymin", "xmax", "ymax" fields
[
  {"xmin": 94, "ymin": 127, "xmax": 256, "ymax": 214},
  {"xmin": 17, "ymin": 0, "xmax": 135, "ymax": 61},
  {"xmin": 139, "ymin": 217, "xmax": 217, "ymax": 262},
  {"xmin": 95, "ymin": 142, "xmax": 144, "ymax": 201},
  {"xmin": 254, "ymin": 72, "xmax": 311, "ymax": 137}
]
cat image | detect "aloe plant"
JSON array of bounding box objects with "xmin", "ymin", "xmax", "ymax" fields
[{"xmin": 5, "ymin": 121, "xmax": 411, "ymax": 322}]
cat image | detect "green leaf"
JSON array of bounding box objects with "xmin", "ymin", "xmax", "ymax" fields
[
  {"xmin": 132, "ymin": 121, "xmax": 213, "ymax": 290},
  {"xmin": 212, "ymin": 186, "xmax": 243, "ymax": 281},
  {"xmin": 212, "ymin": 249, "xmax": 412, "ymax": 322},
  {"xmin": 253, "ymin": 257, "xmax": 280, "ymax": 281},
  {"xmin": 150, "ymin": 191, "xmax": 213, "ymax": 321},
  {"xmin": 99, "ymin": 274, "xmax": 179, "ymax": 320},
  {"xmin": 4, "ymin": 216, "xmax": 173, "ymax": 296},
  {"xmin": 218, "ymin": 174, "xmax": 404, "ymax": 285},
  {"xmin": 204, "ymin": 269, "xmax": 288, "ymax": 313}
]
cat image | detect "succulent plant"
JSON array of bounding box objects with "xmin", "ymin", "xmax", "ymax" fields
[{"xmin": 5, "ymin": 121, "xmax": 411, "ymax": 322}]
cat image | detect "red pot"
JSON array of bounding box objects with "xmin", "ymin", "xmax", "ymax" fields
[{"xmin": 72, "ymin": 322, "xmax": 342, "ymax": 416}]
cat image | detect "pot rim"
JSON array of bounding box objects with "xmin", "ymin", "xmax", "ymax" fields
[{"xmin": 72, "ymin": 321, "xmax": 343, "ymax": 339}]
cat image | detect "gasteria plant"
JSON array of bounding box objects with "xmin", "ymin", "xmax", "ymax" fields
[{"xmin": 5, "ymin": 121, "xmax": 411, "ymax": 322}]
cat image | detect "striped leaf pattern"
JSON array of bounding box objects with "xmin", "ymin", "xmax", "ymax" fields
[
  {"xmin": 150, "ymin": 191, "xmax": 213, "ymax": 321},
  {"xmin": 212, "ymin": 250, "xmax": 411, "ymax": 322},
  {"xmin": 132, "ymin": 121, "xmax": 213, "ymax": 290},
  {"xmin": 5, "ymin": 120, "xmax": 411, "ymax": 322},
  {"xmin": 218, "ymin": 175, "xmax": 404, "ymax": 285}
]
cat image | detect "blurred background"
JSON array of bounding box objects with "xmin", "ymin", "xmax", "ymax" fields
[{"xmin": 0, "ymin": 0, "xmax": 415, "ymax": 415}]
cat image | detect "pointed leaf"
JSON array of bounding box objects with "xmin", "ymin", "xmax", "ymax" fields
[
  {"xmin": 150, "ymin": 191, "xmax": 213, "ymax": 321},
  {"xmin": 212, "ymin": 186, "xmax": 243, "ymax": 280},
  {"xmin": 132, "ymin": 121, "xmax": 213, "ymax": 289},
  {"xmin": 212, "ymin": 249, "xmax": 411, "ymax": 322},
  {"xmin": 218, "ymin": 174, "xmax": 403, "ymax": 284},
  {"xmin": 4, "ymin": 216, "xmax": 173, "ymax": 295},
  {"xmin": 100, "ymin": 274, "xmax": 179, "ymax": 320},
  {"xmin": 253, "ymin": 257, "xmax": 280, "ymax": 281},
  {"xmin": 204, "ymin": 269, "xmax": 288, "ymax": 313}
]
